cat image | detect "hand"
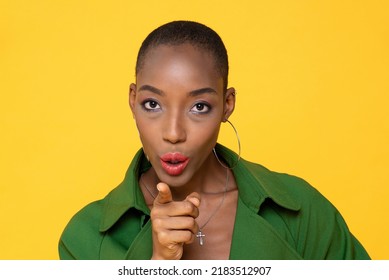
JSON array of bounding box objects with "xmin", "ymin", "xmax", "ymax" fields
[{"xmin": 150, "ymin": 182, "xmax": 200, "ymax": 260}]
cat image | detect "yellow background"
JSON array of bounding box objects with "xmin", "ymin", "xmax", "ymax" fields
[{"xmin": 1, "ymin": 0, "xmax": 388, "ymax": 259}]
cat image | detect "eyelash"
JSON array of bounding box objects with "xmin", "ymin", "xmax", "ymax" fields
[
  {"xmin": 140, "ymin": 100, "xmax": 212, "ymax": 114},
  {"xmin": 190, "ymin": 102, "xmax": 212, "ymax": 114},
  {"xmin": 141, "ymin": 99, "xmax": 161, "ymax": 112}
]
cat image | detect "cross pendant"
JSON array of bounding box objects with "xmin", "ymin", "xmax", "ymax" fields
[{"xmin": 196, "ymin": 230, "xmax": 205, "ymax": 246}]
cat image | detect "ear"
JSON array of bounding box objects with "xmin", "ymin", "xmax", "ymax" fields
[
  {"xmin": 129, "ymin": 83, "xmax": 137, "ymax": 118},
  {"xmin": 223, "ymin": 87, "xmax": 236, "ymax": 122}
]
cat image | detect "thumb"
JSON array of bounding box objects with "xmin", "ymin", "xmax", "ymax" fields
[{"xmin": 155, "ymin": 182, "xmax": 173, "ymax": 204}]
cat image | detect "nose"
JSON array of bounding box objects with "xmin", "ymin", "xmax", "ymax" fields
[{"xmin": 162, "ymin": 113, "xmax": 187, "ymax": 144}]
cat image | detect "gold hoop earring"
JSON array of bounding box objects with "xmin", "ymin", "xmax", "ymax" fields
[{"xmin": 213, "ymin": 120, "xmax": 241, "ymax": 169}]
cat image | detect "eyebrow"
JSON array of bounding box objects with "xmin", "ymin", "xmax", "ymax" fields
[
  {"xmin": 138, "ymin": 85, "xmax": 164, "ymax": 96},
  {"xmin": 138, "ymin": 84, "xmax": 218, "ymax": 97},
  {"xmin": 189, "ymin": 87, "xmax": 217, "ymax": 96}
]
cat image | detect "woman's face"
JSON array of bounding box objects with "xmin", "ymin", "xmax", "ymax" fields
[{"xmin": 130, "ymin": 44, "xmax": 235, "ymax": 187}]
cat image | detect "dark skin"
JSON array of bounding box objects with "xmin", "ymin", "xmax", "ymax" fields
[{"xmin": 129, "ymin": 43, "xmax": 238, "ymax": 259}]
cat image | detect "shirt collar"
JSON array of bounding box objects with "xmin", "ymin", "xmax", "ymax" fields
[
  {"xmin": 99, "ymin": 144, "xmax": 301, "ymax": 232},
  {"xmin": 99, "ymin": 149, "xmax": 151, "ymax": 232},
  {"xmin": 215, "ymin": 144, "xmax": 301, "ymax": 213}
]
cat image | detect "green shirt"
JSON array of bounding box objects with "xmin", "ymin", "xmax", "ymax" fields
[{"xmin": 59, "ymin": 144, "xmax": 370, "ymax": 259}]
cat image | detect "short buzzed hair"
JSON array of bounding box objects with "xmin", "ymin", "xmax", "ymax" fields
[{"xmin": 135, "ymin": 20, "xmax": 229, "ymax": 91}]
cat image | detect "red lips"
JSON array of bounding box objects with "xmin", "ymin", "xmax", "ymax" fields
[{"xmin": 160, "ymin": 153, "xmax": 189, "ymax": 176}]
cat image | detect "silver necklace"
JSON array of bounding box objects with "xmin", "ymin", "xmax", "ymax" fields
[{"xmin": 140, "ymin": 169, "xmax": 229, "ymax": 246}]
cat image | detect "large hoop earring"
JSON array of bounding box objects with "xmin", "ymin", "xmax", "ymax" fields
[{"xmin": 213, "ymin": 120, "xmax": 241, "ymax": 169}]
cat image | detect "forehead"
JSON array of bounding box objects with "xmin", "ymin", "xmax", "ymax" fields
[
  {"xmin": 137, "ymin": 44, "xmax": 223, "ymax": 91},
  {"xmin": 141, "ymin": 43, "xmax": 216, "ymax": 70}
]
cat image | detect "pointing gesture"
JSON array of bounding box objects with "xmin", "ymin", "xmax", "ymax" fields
[{"xmin": 150, "ymin": 183, "xmax": 200, "ymax": 260}]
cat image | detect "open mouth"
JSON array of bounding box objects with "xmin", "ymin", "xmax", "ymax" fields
[
  {"xmin": 160, "ymin": 153, "xmax": 189, "ymax": 176},
  {"xmin": 166, "ymin": 160, "xmax": 184, "ymax": 165}
]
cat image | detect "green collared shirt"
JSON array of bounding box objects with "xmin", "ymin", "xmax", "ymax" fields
[{"xmin": 59, "ymin": 144, "xmax": 370, "ymax": 259}]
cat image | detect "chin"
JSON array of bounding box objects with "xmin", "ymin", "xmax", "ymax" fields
[
  {"xmin": 156, "ymin": 170, "xmax": 192, "ymax": 188},
  {"xmin": 162, "ymin": 176, "xmax": 189, "ymax": 188}
]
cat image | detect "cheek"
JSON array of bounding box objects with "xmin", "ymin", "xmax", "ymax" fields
[
  {"xmin": 134, "ymin": 115, "xmax": 156, "ymax": 145},
  {"xmin": 190, "ymin": 120, "xmax": 221, "ymax": 145}
]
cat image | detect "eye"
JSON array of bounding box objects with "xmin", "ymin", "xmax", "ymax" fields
[
  {"xmin": 142, "ymin": 100, "xmax": 161, "ymax": 111},
  {"xmin": 190, "ymin": 102, "xmax": 211, "ymax": 114}
]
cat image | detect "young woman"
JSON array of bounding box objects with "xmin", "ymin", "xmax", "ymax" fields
[{"xmin": 59, "ymin": 21, "xmax": 369, "ymax": 260}]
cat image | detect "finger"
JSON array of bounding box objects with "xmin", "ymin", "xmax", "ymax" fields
[
  {"xmin": 185, "ymin": 192, "xmax": 201, "ymax": 208},
  {"xmin": 153, "ymin": 216, "xmax": 199, "ymax": 234},
  {"xmin": 151, "ymin": 200, "xmax": 199, "ymax": 218},
  {"xmin": 155, "ymin": 182, "xmax": 173, "ymax": 204},
  {"xmin": 157, "ymin": 229, "xmax": 196, "ymax": 245}
]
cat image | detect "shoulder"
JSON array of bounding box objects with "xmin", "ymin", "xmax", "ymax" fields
[
  {"xmin": 237, "ymin": 158, "xmax": 317, "ymax": 211},
  {"xmin": 239, "ymin": 159, "xmax": 369, "ymax": 259},
  {"xmin": 59, "ymin": 149, "xmax": 149, "ymax": 259},
  {"xmin": 59, "ymin": 199, "xmax": 105, "ymax": 259},
  {"xmin": 240, "ymin": 158, "xmax": 334, "ymax": 206},
  {"xmin": 240, "ymin": 158, "xmax": 338, "ymax": 225}
]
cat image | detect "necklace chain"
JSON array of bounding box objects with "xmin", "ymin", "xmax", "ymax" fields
[
  {"xmin": 140, "ymin": 169, "xmax": 229, "ymax": 246},
  {"xmin": 141, "ymin": 175, "xmax": 157, "ymax": 200}
]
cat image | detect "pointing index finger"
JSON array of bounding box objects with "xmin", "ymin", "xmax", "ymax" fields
[{"xmin": 155, "ymin": 182, "xmax": 173, "ymax": 204}]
